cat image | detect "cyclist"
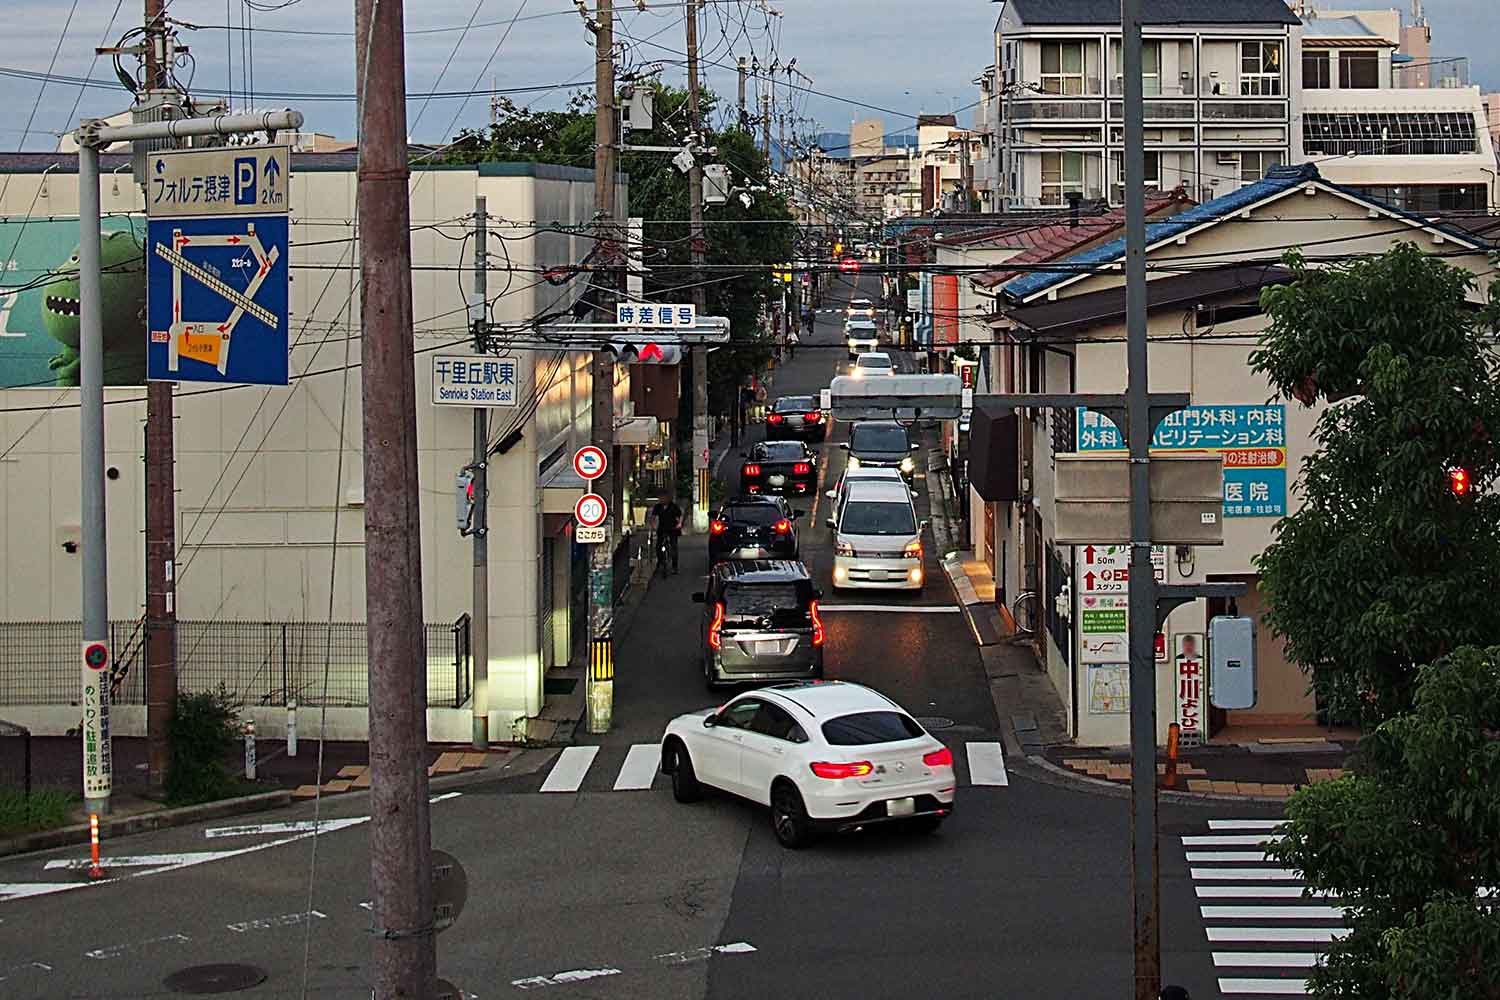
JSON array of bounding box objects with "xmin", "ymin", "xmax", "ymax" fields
[{"xmin": 649, "ymin": 493, "xmax": 684, "ymax": 575}]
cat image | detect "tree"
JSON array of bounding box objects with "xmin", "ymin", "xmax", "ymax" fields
[
  {"xmin": 1266, "ymin": 644, "xmax": 1500, "ymax": 1000},
  {"xmin": 1250, "ymin": 244, "xmax": 1500, "ymax": 724}
]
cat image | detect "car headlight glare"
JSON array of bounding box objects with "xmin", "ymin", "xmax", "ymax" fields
[
  {"xmin": 846, "ymin": 455, "xmax": 860, "ymax": 469},
  {"xmin": 900, "ymin": 456, "xmax": 915, "ymax": 473}
]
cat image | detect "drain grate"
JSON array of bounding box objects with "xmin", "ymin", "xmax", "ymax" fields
[
  {"xmin": 164, "ymin": 964, "xmax": 268, "ymax": 995},
  {"xmin": 915, "ymin": 716, "xmax": 956, "ymax": 731}
]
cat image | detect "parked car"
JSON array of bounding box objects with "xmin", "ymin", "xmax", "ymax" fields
[
  {"xmin": 709, "ymin": 496, "xmax": 801, "ymax": 563},
  {"xmin": 741, "ymin": 440, "xmax": 818, "ymax": 497},
  {"xmin": 842, "ymin": 420, "xmax": 920, "ymax": 481},
  {"xmin": 846, "ymin": 318, "xmax": 879, "ymax": 358},
  {"xmin": 766, "ymin": 395, "xmax": 827, "ymax": 442},
  {"xmin": 659, "ymin": 680, "xmax": 956, "ymax": 848},
  {"xmin": 850, "ymin": 351, "xmax": 894, "ymax": 378},
  {"xmin": 690, "ymin": 561, "xmax": 825, "ymax": 690},
  {"xmin": 828, "ymin": 479, "xmax": 925, "ymax": 592}
]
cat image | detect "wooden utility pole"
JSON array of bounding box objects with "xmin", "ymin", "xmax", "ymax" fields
[
  {"xmin": 142, "ymin": 0, "xmax": 176, "ymax": 795},
  {"xmin": 587, "ymin": 0, "xmax": 618, "ymax": 733},
  {"xmin": 355, "ymin": 0, "xmax": 435, "ymax": 994},
  {"xmin": 686, "ymin": 1, "xmax": 709, "ymax": 533},
  {"xmin": 737, "ymin": 57, "xmax": 748, "ymax": 131}
]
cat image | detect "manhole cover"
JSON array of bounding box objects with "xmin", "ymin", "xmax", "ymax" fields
[
  {"xmin": 164, "ymin": 964, "xmax": 267, "ymax": 994},
  {"xmin": 915, "ymin": 716, "xmax": 955, "ymax": 731}
]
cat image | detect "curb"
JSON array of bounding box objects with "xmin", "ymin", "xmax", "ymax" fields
[
  {"xmin": 0, "ymin": 789, "xmax": 292, "ymax": 858},
  {"xmin": 1021, "ymin": 753, "xmax": 1293, "ymax": 806},
  {"xmin": 940, "ymin": 553, "xmax": 1006, "ymax": 647}
]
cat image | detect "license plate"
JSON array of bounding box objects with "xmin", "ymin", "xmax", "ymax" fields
[
  {"xmin": 869, "ymin": 569, "xmax": 887, "ymax": 581},
  {"xmin": 769, "ymin": 475, "xmax": 786, "ymax": 486},
  {"xmin": 887, "ymin": 797, "xmax": 915, "ymax": 818}
]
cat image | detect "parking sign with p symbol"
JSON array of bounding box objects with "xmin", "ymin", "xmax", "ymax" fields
[{"xmin": 234, "ymin": 157, "xmax": 258, "ymax": 206}]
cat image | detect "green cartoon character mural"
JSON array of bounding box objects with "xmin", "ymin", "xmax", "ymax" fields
[{"xmin": 42, "ymin": 229, "xmax": 148, "ymax": 386}]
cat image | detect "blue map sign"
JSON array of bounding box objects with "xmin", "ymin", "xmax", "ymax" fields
[
  {"xmin": 1076, "ymin": 404, "xmax": 1288, "ymax": 518},
  {"xmin": 146, "ymin": 146, "xmax": 290, "ymax": 386}
]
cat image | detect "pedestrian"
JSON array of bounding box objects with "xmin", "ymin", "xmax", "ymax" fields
[
  {"xmin": 649, "ymin": 493, "xmax": 684, "ymax": 575},
  {"xmin": 787, "ymin": 329, "xmax": 799, "ymax": 359}
]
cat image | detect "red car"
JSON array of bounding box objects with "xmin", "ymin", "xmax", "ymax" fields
[{"xmin": 740, "ymin": 440, "xmax": 818, "ymax": 497}]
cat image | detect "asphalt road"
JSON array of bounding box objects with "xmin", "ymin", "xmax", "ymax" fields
[{"xmin": 0, "ymin": 276, "xmax": 1301, "ymax": 1000}]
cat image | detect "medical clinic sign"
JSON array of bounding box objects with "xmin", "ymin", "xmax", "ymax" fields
[{"xmin": 1076, "ymin": 404, "xmax": 1287, "ymax": 517}]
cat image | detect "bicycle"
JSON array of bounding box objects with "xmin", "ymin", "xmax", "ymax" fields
[
  {"xmin": 654, "ymin": 530, "xmax": 679, "ymax": 578},
  {"xmin": 1009, "ymin": 591, "xmax": 1040, "ymax": 640}
]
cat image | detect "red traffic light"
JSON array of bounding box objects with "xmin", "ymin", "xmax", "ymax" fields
[
  {"xmin": 638, "ymin": 341, "xmax": 664, "ymax": 362},
  {"xmin": 838, "ymin": 257, "xmax": 860, "ymax": 273},
  {"xmin": 1450, "ymin": 467, "xmax": 1471, "ymax": 495}
]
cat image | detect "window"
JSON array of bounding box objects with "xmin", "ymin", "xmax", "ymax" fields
[
  {"xmin": 1040, "ymin": 151, "xmax": 1085, "ymax": 205},
  {"xmin": 1110, "ymin": 151, "xmax": 1161, "ymax": 203},
  {"xmin": 1040, "ymin": 41, "xmax": 1086, "ymax": 95},
  {"xmin": 756, "ymin": 441, "xmax": 808, "ymax": 461},
  {"xmin": 1112, "ymin": 41, "xmax": 1161, "ymax": 96},
  {"xmin": 1349, "ymin": 184, "xmax": 1485, "ymax": 213},
  {"xmin": 1239, "ymin": 42, "xmax": 1282, "ymax": 96},
  {"xmin": 838, "ymin": 501, "xmax": 916, "ymax": 536},
  {"xmin": 821, "ymin": 711, "xmax": 925, "ymax": 746},
  {"xmin": 1239, "ymin": 151, "xmax": 1282, "ymax": 186},
  {"xmin": 725, "ymin": 503, "xmax": 788, "ymax": 527},
  {"xmin": 1303, "ymin": 112, "xmax": 1478, "ymax": 156},
  {"xmin": 1339, "ymin": 50, "xmax": 1379, "ymax": 89},
  {"xmin": 750, "ymin": 704, "xmax": 807, "ymax": 743},
  {"xmin": 718, "ymin": 699, "xmax": 763, "ymax": 730},
  {"xmin": 1303, "ymin": 51, "xmax": 1331, "ymax": 89},
  {"xmin": 849, "ymin": 423, "xmax": 909, "ymax": 453}
]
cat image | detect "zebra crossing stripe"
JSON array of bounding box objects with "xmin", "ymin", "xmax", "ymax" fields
[
  {"xmin": 1182, "ymin": 834, "xmax": 1282, "ymax": 846},
  {"xmin": 1217, "ymin": 977, "xmax": 1311, "ymax": 995},
  {"xmin": 1201, "ymin": 905, "xmax": 1346, "ymax": 920},
  {"xmin": 1206, "ymin": 927, "xmax": 1346, "ymax": 943},
  {"xmin": 1191, "ymin": 867, "xmax": 1301, "ymax": 880},
  {"xmin": 965, "ymin": 742, "xmax": 1009, "ymax": 786},
  {"xmin": 540, "ymin": 747, "xmax": 599, "ymax": 793},
  {"xmin": 1208, "ymin": 819, "xmax": 1284, "ymax": 831},
  {"xmin": 1196, "ymin": 885, "xmax": 1333, "ymax": 899},
  {"xmin": 613, "ymin": 745, "xmax": 659, "ymax": 791},
  {"xmin": 1186, "ymin": 850, "xmax": 1272, "ymax": 862},
  {"xmin": 1214, "ymin": 952, "xmax": 1319, "ymax": 968}
]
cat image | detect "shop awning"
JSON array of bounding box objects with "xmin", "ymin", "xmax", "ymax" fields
[{"xmin": 615, "ymin": 415, "xmax": 659, "ymax": 446}]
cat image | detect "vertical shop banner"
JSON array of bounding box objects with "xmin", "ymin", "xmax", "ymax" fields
[{"xmin": 1175, "ymin": 633, "xmax": 1205, "ymax": 743}]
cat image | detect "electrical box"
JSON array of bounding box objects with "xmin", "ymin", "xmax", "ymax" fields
[
  {"xmin": 621, "ymin": 87, "xmax": 654, "ymax": 132},
  {"xmin": 1209, "ymin": 615, "xmax": 1256, "ymax": 710},
  {"xmin": 703, "ymin": 164, "xmax": 731, "ymax": 205}
]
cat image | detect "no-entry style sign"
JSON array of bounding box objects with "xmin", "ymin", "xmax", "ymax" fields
[
  {"xmin": 575, "ymin": 493, "xmax": 608, "ymax": 529},
  {"xmin": 573, "ymin": 446, "xmax": 607, "ymax": 481}
]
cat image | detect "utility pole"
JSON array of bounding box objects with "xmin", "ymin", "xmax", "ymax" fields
[
  {"xmin": 686, "ymin": 0, "xmax": 710, "ymax": 533},
  {"xmin": 354, "ymin": 0, "xmax": 435, "ymax": 993},
  {"xmin": 761, "ymin": 93, "xmax": 772, "ymax": 165},
  {"xmin": 737, "ymin": 57, "xmax": 748, "ymax": 131},
  {"xmin": 142, "ymin": 0, "xmax": 176, "ymax": 795},
  {"xmin": 587, "ymin": 0, "xmax": 618, "ymax": 734},
  {"xmin": 1121, "ymin": 0, "xmax": 1160, "ymax": 995},
  {"xmin": 470, "ymin": 197, "xmax": 489, "ymax": 750}
]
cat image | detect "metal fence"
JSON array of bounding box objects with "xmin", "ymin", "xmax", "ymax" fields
[{"xmin": 0, "ymin": 617, "xmax": 471, "ymax": 709}]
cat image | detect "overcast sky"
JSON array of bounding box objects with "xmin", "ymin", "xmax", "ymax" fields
[{"xmin": 0, "ymin": 1, "xmax": 1494, "ymax": 152}]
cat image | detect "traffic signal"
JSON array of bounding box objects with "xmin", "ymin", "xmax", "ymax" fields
[
  {"xmin": 607, "ymin": 338, "xmax": 682, "ymax": 365},
  {"xmin": 1449, "ymin": 466, "xmax": 1471, "ymax": 496},
  {"xmin": 456, "ymin": 469, "xmax": 476, "ymax": 535}
]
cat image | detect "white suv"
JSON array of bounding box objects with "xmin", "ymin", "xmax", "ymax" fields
[
  {"xmin": 845, "ymin": 319, "xmax": 878, "ymax": 358},
  {"xmin": 828, "ymin": 479, "xmax": 925, "ymax": 591}
]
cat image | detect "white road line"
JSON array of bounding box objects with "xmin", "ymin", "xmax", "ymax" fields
[
  {"xmin": 205, "ymin": 817, "xmax": 367, "ymax": 839},
  {"xmin": 817, "ymin": 604, "xmax": 962, "ymax": 613},
  {"xmin": 654, "ymin": 941, "xmax": 758, "ymax": 965},
  {"xmin": 0, "ymin": 880, "xmax": 121, "ymax": 901},
  {"xmin": 1186, "ymin": 851, "xmax": 1273, "ymax": 862},
  {"xmin": 966, "ymin": 742, "xmax": 1009, "ymax": 786},
  {"xmin": 512, "ymin": 968, "xmax": 622, "ymax": 990},
  {"xmin": 540, "ymin": 746, "xmax": 599, "ymax": 793},
  {"xmin": 1206, "ymin": 927, "xmax": 1346, "ymax": 943},
  {"xmin": 227, "ymin": 910, "xmax": 326, "ymax": 933},
  {"xmin": 1209, "ymin": 819, "xmax": 1286, "ymax": 831},
  {"xmin": 46, "ymin": 851, "xmax": 241, "ymax": 871},
  {"xmin": 1197, "ymin": 886, "xmax": 1332, "ymax": 899},
  {"xmin": 1183, "ymin": 834, "xmax": 1282, "ymax": 846},
  {"xmin": 613, "ymin": 744, "xmax": 660, "ymax": 791},
  {"xmin": 1201, "ymin": 905, "xmax": 1346, "ymax": 920},
  {"xmin": 1213, "ymin": 952, "xmax": 1319, "ymax": 968},
  {"xmin": 84, "ymin": 932, "xmax": 191, "ymax": 960},
  {"xmin": 1218, "ymin": 977, "xmax": 1311, "ymax": 995},
  {"xmin": 0, "ymin": 962, "xmax": 51, "ymax": 982},
  {"xmin": 1191, "ymin": 867, "xmax": 1301, "ymax": 881}
]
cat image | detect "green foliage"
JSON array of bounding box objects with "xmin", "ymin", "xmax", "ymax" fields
[
  {"xmin": 1250, "ymin": 245, "xmax": 1500, "ymax": 723},
  {"xmin": 166, "ymin": 686, "xmax": 246, "ymax": 806},
  {"xmin": 0, "ymin": 786, "xmax": 75, "ymax": 836},
  {"xmin": 446, "ymin": 85, "xmax": 796, "ymax": 415},
  {"xmin": 1266, "ymin": 645, "xmax": 1500, "ymax": 999}
]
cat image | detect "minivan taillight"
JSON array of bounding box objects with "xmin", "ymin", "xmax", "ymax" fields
[
  {"xmin": 923, "ymin": 747, "xmax": 953, "ymax": 768},
  {"xmin": 810, "ymin": 600, "xmax": 825, "ymax": 646},
  {"xmin": 708, "ymin": 602, "xmax": 725, "ymax": 650},
  {"xmin": 809, "ymin": 761, "xmax": 873, "ymax": 780}
]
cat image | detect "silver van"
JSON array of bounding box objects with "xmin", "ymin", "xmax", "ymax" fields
[{"xmin": 828, "ymin": 480, "xmax": 925, "ymax": 592}]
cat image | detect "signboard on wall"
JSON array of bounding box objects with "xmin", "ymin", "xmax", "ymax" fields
[{"xmin": 1175, "ymin": 632, "xmax": 1205, "ymax": 743}]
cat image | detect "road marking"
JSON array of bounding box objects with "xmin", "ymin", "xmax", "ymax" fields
[
  {"xmin": 965, "ymin": 742, "xmax": 1009, "ymax": 786},
  {"xmin": 1206, "ymin": 927, "xmax": 1346, "ymax": 943},
  {"xmin": 1213, "ymin": 952, "xmax": 1319, "ymax": 968},
  {"xmin": 818, "ymin": 604, "xmax": 962, "ymax": 613},
  {"xmin": 0, "ymin": 962, "xmax": 51, "ymax": 982},
  {"xmin": 512, "ymin": 967, "xmax": 622, "ymax": 990},
  {"xmin": 84, "ymin": 932, "xmax": 191, "ymax": 960},
  {"xmin": 1197, "ymin": 886, "xmax": 1332, "ymax": 899},
  {"xmin": 540, "ymin": 746, "xmax": 599, "ymax": 792},
  {"xmin": 0, "ymin": 880, "xmax": 120, "ymax": 900},
  {"xmin": 1183, "ymin": 834, "xmax": 1282, "ymax": 846},
  {"xmin": 227, "ymin": 910, "xmax": 326, "ymax": 933},
  {"xmin": 1191, "ymin": 867, "xmax": 1301, "ymax": 880},
  {"xmin": 613, "ymin": 744, "xmax": 659, "ymax": 791},
  {"xmin": 1209, "ymin": 819, "xmax": 1285, "ymax": 831},
  {"xmin": 1186, "ymin": 851, "xmax": 1273, "ymax": 862},
  {"xmin": 654, "ymin": 941, "xmax": 757, "ymax": 965},
  {"xmin": 46, "ymin": 851, "xmax": 241, "ymax": 871},
  {"xmin": 1217, "ymin": 977, "xmax": 1311, "ymax": 995},
  {"xmin": 1201, "ymin": 905, "xmax": 1346, "ymax": 920},
  {"xmin": 205, "ymin": 817, "xmax": 368, "ymax": 839}
]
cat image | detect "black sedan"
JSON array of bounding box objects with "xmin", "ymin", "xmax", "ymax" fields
[
  {"xmin": 766, "ymin": 395, "xmax": 827, "ymax": 442},
  {"xmin": 740, "ymin": 440, "xmax": 818, "ymax": 498},
  {"xmin": 708, "ymin": 496, "xmax": 802, "ymax": 563}
]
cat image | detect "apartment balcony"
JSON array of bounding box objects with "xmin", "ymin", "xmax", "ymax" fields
[
  {"xmin": 1199, "ymin": 100, "xmax": 1288, "ymax": 122},
  {"xmin": 1106, "ymin": 100, "xmax": 1197, "ymax": 122},
  {"xmin": 1009, "ymin": 99, "xmax": 1106, "ymax": 123},
  {"xmin": 1108, "ymin": 76, "xmax": 1196, "ymax": 97}
]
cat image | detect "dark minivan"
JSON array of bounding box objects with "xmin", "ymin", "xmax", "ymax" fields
[
  {"xmin": 692, "ymin": 561, "xmax": 825, "ymax": 690},
  {"xmin": 842, "ymin": 420, "xmax": 920, "ymax": 481}
]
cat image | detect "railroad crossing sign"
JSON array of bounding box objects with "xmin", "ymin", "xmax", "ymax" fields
[
  {"xmin": 146, "ymin": 145, "xmax": 291, "ymax": 386},
  {"xmin": 573, "ymin": 446, "xmax": 607, "ymax": 481},
  {"xmin": 575, "ymin": 493, "xmax": 608, "ymax": 529}
]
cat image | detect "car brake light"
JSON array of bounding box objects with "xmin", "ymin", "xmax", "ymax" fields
[
  {"xmin": 708, "ymin": 602, "xmax": 725, "ymax": 650},
  {"xmin": 793, "ymin": 463, "xmax": 811, "ymax": 475},
  {"xmin": 709, "ymin": 520, "xmax": 728, "ymax": 535},
  {"xmin": 804, "ymin": 412, "xmax": 822, "ymax": 422},
  {"xmin": 904, "ymin": 539, "xmax": 922, "ymax": 558},
  {"xmin": 773, "ymin": 519, "xmax": 792, "ymax": 534},
  {"xmin": 810, "ymin": 599, "xmax": 825, "ymax": 646},
  {"xmin": 743, "ymin": 464, "xmax": 761, "ymax": 477},
  {"xmin": 809, "ymin": 760, "xmax": 872, "ymax": 779},
  {"xmin": 923, "ymin": 746, "xmax": 953, "ymax": 768},
  {"xmin": 768, "ymin": 413, "xmax": 784, "ymax": 424}
]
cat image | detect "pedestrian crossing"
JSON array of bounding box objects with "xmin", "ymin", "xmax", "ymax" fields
[
  {"xmin": 1186, "ymin": 818, "xmax": 1343, "ymax": 997},
  {"xmin": 529, "ymin": 740, "xmax": 1012, "ymax": 795}
]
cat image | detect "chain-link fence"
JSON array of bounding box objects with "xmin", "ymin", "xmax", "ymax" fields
[{"xmin": 0, "ymin": 618, "xmax": 471, "ymax": 709}]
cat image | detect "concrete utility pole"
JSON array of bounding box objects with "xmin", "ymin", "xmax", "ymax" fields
[
  {"xmin": 686, "ymin": 0, "xmax": 710, "ymax": 534},
  {"xmin": 587, "ymin": 0, "xmax": 618, "ymax": 734},
  {"xmin": 142, "ymin": 0, "xmax": 176, "ymax": 795},
  {"xmin": 737, "ymin": 57, "xmax": 748, "ymax": 131},
  {"xmin": 354, "ymin": 0, "xmax": 436, "ymax": 993},
  {"xmin": 1121, "ymin": 0, "xmax": 1160, "ymax": 995},
  {"xmin": 470, "ymin": 197, "xmax": 490, "ymax": 750},
  {"xmin": 761, "ymin": 93, "xmax": 772, "ymax": 165}
]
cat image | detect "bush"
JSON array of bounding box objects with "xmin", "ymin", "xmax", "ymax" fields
[
  {"xmin": 0, "ymin": 786, "xmax": 75, "ymax": 837},
  {"xmin": 165, "ymin": 686, "xmax": 245, "ymax": 806}
]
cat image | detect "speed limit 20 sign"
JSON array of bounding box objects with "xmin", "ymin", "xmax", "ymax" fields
[{"xmin": 574, "ymin": 493, "xmax": 608, "ymax": 529}]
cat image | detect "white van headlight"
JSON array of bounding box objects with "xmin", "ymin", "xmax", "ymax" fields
[{"xmin": 900, "ymin": 456, "xmax": 915, "ymax": 473}]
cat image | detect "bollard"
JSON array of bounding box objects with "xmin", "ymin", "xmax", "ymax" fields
[
  {"xmin": 243, "ymin": 717, "xmax": 257, "ymax": 781},
  {"xmin": 88, "ymin": 813, "xmax": 104, "ymax": 879},
  {"xmin": 1165, "ymin": 721, "xmax": 1181, "ymax": 788},
  {"xmin": 286, "ymin": 699, "xmax": 298, "ymax": 758}
]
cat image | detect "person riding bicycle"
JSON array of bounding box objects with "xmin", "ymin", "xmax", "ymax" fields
[{"xmin": 649, "ymin": 494, "xmax": 684, "ymax": 575}]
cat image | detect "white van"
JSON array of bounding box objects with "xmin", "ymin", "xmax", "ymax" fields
[{"xmin": 827, "ymin": 480, "xmax": 925, "ymax": 592}]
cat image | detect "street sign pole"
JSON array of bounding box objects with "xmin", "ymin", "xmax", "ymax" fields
[{"xmin": 471, "ymin": 196, "xmax": 490, "ymax": 751}]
